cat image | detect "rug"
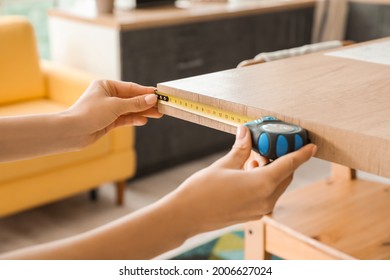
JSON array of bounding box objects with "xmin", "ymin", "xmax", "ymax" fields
[
  {"xmin": 173, "ymin": 230, "xmax": 245, "ymax": 260},
  {"xmin": 173, "ymin": 230, "xmax": 282, "ymax": 260}
]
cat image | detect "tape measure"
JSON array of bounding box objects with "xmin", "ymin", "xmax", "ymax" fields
[{"xmin": 155, "ymin": 90, "xmax": 308, "ymax": 160}]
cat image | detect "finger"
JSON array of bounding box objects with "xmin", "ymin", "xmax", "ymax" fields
[
  {"xmin": 212, "ymin": 126, "xmax": 252, "ymax": 169},
  {"xmin": 249, "ymin": 150, "xmax": 268, "ymax": 167},
  {"xmin": 262, "ymin": 144, "xmax": 317, "ymax": 186},
  {"xmin": 105, "ymin": 80, "xmax": 155, "ymax": 98},
  {"xmin": 133, "ymin": 107, "xmax": 164, "ymax": 118},
  {"xmin": 114, "ymin": 94, "xmax": 158, "ymax": 115},
  {"xmin": 247, "ymin": 160, "xmax": 259, "ymax": 170},
  {"xmin": 114, "ymin": 115, "xmax": 148, "ymax": 128},
  {"xmin": 246, "ymin": 150, "xmax": 268, "ymax": 168}
]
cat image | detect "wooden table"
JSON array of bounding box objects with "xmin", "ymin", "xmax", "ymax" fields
[{"xmin": 157, "ymin": 38, "xmax": 390, "ymax": 259}]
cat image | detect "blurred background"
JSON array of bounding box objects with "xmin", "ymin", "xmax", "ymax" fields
[{"xmin": 0, "ymin": 0, "xmax": 389, "ymax": 260}]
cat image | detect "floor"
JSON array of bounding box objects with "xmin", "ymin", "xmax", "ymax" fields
[{"xmin": 0, "ymin": 152, "xmax": 387, "ymax": 259}]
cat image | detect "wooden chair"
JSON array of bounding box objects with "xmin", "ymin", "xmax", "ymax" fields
[{"xmin": 240, "ymin": 41, "xmax": 390, "ymax": 260}]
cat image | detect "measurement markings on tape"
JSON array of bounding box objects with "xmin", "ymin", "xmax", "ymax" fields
[
  {"xmin": 155, "ymin": 89, "xmax": 309, "ymax": 160},
  {"xmin": 155, "ymin": 90, "xmax": 252, "ymax": 126}
]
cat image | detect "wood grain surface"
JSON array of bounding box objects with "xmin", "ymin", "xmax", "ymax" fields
[
  {"xmin": 263, "ymin": 178, "xmax": 390, "ymax": 259},
  {"xmin": 48, "ymin": 0, "xmax": 316, "ymax": 30},
  {"xmin": 157, "ymin": 38, "xmax": 390, "ymax": 177},
  {"xmin": 349, "ymin": 0, "xmax": 390, "ymax": 4}
]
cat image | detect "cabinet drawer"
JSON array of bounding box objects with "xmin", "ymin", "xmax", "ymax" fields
[
  {"xmin": 204, "ymin": 40, "xmax": 253, "ymax": 72},
  {"xmin": 122, "ymin": 50, "xmax": 177, "ymax": 85},
  {"xmin": 253, "ymin": 7, "xmax": 314, "ymax": 53},
  {"xmin": 346, "ymin": 2, "xmax": 390, "ymax": 42},
  {"xmin": 122, "ymin": 49, "xmax": 207, "ymax": 85},
  {"xmin": 174, "ymin": 49, "xmax": 206, "ymax": 78},
  {"xmin": 169, "ymin": 23, "xmax": 206, "ymax": 50},
  {"xmin": 202, "ymin": 17, "xmax": 252, "ymax": 46},
  {"xmin": 121, "ymin": 22, "xmax": 206, "ymax": 53},
  {"xmin": 121, "ymin": 28, "xmax": 172, "ymax": 53}
]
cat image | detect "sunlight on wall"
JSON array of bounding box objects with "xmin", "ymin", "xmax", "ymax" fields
[
  {"xmin": 0, "ymin": 0, "xmax": 136, "ymax": 59},
  {"xmin": 0, "ymin": 0, "xmax": 87, "ymax": 59}
]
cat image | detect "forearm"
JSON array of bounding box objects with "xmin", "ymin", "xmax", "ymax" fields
[
  {"xmin": 0, "ymin": 194, "xmax": 193, "ymax": 259},
  {"xmin": 0, "ymin": 111, "xmax": 85, "ymax": 162}
]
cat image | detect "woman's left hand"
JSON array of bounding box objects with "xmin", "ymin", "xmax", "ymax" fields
[{"xmin": 67, "ymin": 79, "xmax": 163, "ymax": 146}]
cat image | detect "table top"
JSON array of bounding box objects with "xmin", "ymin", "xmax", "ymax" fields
[
  {"xmin": 349, "ymin": 0, "xmax": 390, "ymax": 4},
  {"xmin": 48, "ymin": 0, "xmax": 316, "ymax": 30},
  {"xmin": 157, "ymin": 38, "xmax": 390, "ymax": 178}
]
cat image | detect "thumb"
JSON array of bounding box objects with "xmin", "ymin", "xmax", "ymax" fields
[
  {"xmin": 114, "ymin": 94, "xmax": 158, "ymax": 115},
  {"xmin": 212, "ymin": 126, "xmax": 252, "ymax": 169}
]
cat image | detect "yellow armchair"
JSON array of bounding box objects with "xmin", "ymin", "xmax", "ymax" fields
[{"xmin": 0, "ymin": 16, "xmax": 136, "ymax": 217}]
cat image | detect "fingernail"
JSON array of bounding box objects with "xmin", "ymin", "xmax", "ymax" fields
[
  {"xmin": 236, "ymin": 126, "xmax": 247, "ymax": 139},
  {"xmin": 312, "ymin": 145, "xmax": 318, "ymax": 156},
  {"xmin": 145, "ymin": 94, "xmax": 157, "ymax": 105}
]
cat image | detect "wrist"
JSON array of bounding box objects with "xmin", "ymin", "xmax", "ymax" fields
[
  {"xmin": 0, "ymin": 110, "xmax": 88, "ymax": 162},
  {"xmin": 56, "ymin": 110, "xmax": 89, "ymax": 151},
  {"xmin": 157, "ymin": 193, "xmax": 196, "ymax": 246},
  {"xmin": 163, "ymin": 184, "xmax": 203, "ymax": 240}
]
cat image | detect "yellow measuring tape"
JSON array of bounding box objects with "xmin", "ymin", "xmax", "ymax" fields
[
  {"xmin": 155, "ymin": 90, "xmax": 252, "ymax": 127},
  {"xmin": 155, "ymin": 90, "xmax": 309, "ymax": 160}
]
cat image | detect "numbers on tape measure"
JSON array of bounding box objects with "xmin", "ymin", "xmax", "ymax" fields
[
  {"xmin": 156, "ymin": 91, "xmax": 252, "ymax": 126},
  {"xmin": 155, "ymin": 90, "xmax": 309, "ymax": 160}
]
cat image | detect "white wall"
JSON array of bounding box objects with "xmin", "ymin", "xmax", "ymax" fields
[{"xmin": 49, "ymin": 17, "xmax": 121, "ymax": 79}]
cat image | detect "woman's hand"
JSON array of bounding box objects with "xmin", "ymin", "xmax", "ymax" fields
[
  {"xmin": 67, "ymin": 79, "xmax": 162, "ymax": 146},
  {"xmin": 0, "ymin": 125, "xmax": 316, "ymax": 260},
  {"xmin": 0, "ymin": 80, "xmax": 162, "ymax": 162},
  {"xmin": 170, "ymin": 126, "xmax": 317, "ymax": 236}
]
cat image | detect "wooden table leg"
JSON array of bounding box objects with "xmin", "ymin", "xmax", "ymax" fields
[
  {"xmin": 115, "ymin": 181, "xmax": 126, "ymax": 206},
  {"xmin": 245, "ymin": 219, "xmax": 272, "ymax": 260}
]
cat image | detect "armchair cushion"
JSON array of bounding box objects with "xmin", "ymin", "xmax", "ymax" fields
[
  {"xmin": 0, "ymin": 16, "xmax": 45, "ymax": 104},
  {"xmin": 0, "ymin": 16, "xmax": 135, "ymax": 217},
  {"xmin": 0, "ymin": 99, "xmax": 111, "ymax": 185},
  {"xmin": 41, "ymin": 60, "xmax": 94, "ymax": 106}
]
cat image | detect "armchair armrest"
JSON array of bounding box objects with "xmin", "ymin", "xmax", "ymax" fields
[
  {"xmin": 41, "ymin": 60, "xmax": 134, "ymax": 152},
  {"xmin": 41, "ymin": 60, "xmax": 98, "ymax": 106}
]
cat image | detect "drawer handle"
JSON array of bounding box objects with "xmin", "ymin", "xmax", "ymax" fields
[{"xmin": 176, "ymin": 58, "xmax": 204, "ymax": 71}]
